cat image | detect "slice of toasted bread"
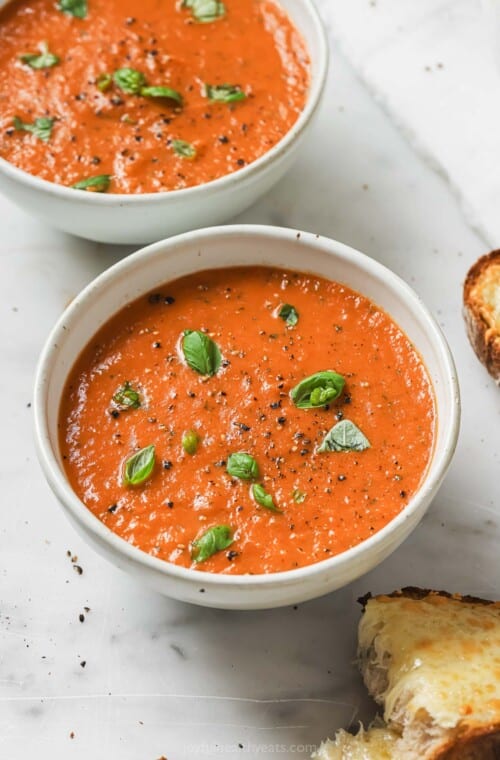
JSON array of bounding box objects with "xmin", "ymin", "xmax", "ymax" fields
[
  {"xmin": 313, "ymin": 728, "xmax": 500, "ymax": 760},
  {"xmin": 358, "ymin": 588, "xmax": 500, "ymax": 760},
  {"xmin": 463, "ymin": 250, "xmax": 500, "ymax": 383},
  {"xmin": 313, "ymin": 726, "xmax": 398, "ymax": 759}
]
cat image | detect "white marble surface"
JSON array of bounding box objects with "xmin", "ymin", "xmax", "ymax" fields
[
  {"xmin": 1, "ymin": 41, "xmax": 499, "ymax": 760},
  {"xmin": 318, "ymin": 0, "xmax": 500, "ymax": 245}
]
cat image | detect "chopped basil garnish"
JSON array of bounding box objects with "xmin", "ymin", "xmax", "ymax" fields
[
  {"xmin": 192, "ymin": 525, "xmax": 234, "ymax": 563},
  {"xmin": 141, "ymin": 86, "xmax": 183, "ymax": 105},
  {"xmin": 172, "ymin": 139, "xmax": 197, "ymax": 159},
  {"xmin": 20, "ymin": 42, "xmax": 60, "ymax": 70},
  {"xmin": 182, "ymin": 330, "xmax": 221, "ymax": 376},
  {"xmin": 58, "ymin": 0, "xmax": 87, "ymax": 18},
  {"xmin": 205, "ymin": 84, "xmax": 246, "ymax": 103},
  {"xmin": 278, "ymin": 304, "xmax": 299, "ymax": 327},
  {"xmin": 96, "ymin": 73, "xmax": 112, "ymax": 92},
  {"xmin": 13, "ymin": 116, "xmax": 54, "ymax": 142},
  {"xmin": 113, "ymin": 68, "xmax": 146, "ymax": 95},
  {"xmin": 227, "ymin": 453, "xmax": 259, "ymax": 480},
  {"xmin": 112, "ymin": 71, "xmax": 183, "ymax": 106},
  {"xmin": 292, "ymin": 489, "xmax": 306, "ymax": 504},
  {"xmin": 123, "ymin": 445, "xmax": 155, "ymax": 486},
  {"xmin": 318, "ymin": 420, "xmax": 371, "ymax": 453},
  {"xmin": 71, "ymin": 174, "xmax": 111, "ymax": 192},
  {"xmin": 290, "ymin": 371, "xmax": 345, "ymax": 409},
  {"xmin": 113, "ymin": 381, "xmax": 141, "ymax": 410},
  {"xmin": 182, "ymin": 430, "xmax": 200, "ymax": 455},
  {"xmin": 182, "ymin": 0, "xmax": 226, "ymax": 23},
  {"xmin": 252, "ymin": 483, "xmax": 282, "ymax": 513}
]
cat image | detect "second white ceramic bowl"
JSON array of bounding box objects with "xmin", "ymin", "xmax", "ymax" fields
[
  {"xmin": 34, "ymin": 226, "xmax": 460, "ymax": 609},
  {"xmin": 0, "ymin": 0, "xmax": 327, "ymax": 244}
]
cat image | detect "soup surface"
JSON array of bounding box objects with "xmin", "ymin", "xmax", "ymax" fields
[
  {"xmin": 0, "ymin": 0, "xmax": 309, "ymax": 193},
  {"xmin": 59, "ymin": 267, "xmax": 436, "ymax": 575}
]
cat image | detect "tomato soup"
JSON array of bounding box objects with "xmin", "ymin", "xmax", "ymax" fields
[
  {"xmin": 0, "ymin": 0, "xmax": 309, "ymax": 194},
  {"xmin": 59, "ymin": 267, "xmax": 436, "ymax": 575}
]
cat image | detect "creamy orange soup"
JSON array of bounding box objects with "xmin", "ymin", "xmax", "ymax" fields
[
  {"xmin": 0, "ymin": 0, "xmax": 309, "ymax": 193},
  {"xmin": 59, "ymin": 267, "xmax": 436, "ymax": 575}
]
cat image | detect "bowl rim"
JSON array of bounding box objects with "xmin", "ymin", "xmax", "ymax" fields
[
  {"xmin": 0, "ymin": 0, "xmax": 328, "ymax": 204},
  {"xmin": 34, "ymin": 225, "xmax": 461, "ymax": 590}
]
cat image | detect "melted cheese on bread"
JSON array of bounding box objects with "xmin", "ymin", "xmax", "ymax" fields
[{"xmin": 358, "ymin": 593, "xmax": 500, "ymax": 732}]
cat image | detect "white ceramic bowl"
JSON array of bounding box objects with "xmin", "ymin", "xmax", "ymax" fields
[
  {"xmin": 0, "ymin": 0, "xmax": 327, "ymax": 245},
  {"xmin": 34, "ymin": 226, "xmax": 461, "ymax": 609}
]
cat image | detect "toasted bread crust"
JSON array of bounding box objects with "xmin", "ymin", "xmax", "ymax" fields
[
  {"xmin": 358, "ymin": 587, "xmax": 500, "ymax": 611},
  {"xmin": 463, "ymin": 249, "xmax": 500, "ymax": 384},
  {"xmin": 433, "ymin": 723, "xmax": 500, "ymax": 759}
]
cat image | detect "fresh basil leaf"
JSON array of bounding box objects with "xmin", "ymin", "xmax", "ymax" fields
[
  {"xmin": 113, "ymin": 68, "xmax": 146, "ymax": 95},
  {"xmin": 71, "ymin": 174, "xmax": 111, "ymax": 192},
  {"xmin": 227, "ymin": 453, "xmax": 259, "ymax": 480},
  {"xmin": 123, "ymin": 445, "xmax": 155, "ymax": 486},
  {"xmin": 182, "ymin": 0, "xmax": 226, "ymax": 23},
  {"xmin": 252, "ymin": 483, "xmax": 282, "ymax": 514},
  {"xmin": 113, "ymin": 381, "xmax": 141, "ymax": 410},
  {"xmin": 318, "ymin": 420, "xmax": 371, "ymax": 453},
  {"xmin": 96, "ymin": 73, "xmax": 112, "ymax": 92},
  {"xmin": 20, "ymin": 43, "xmax": 60, "ymax": 70},
  {"xmin": 278, "ymin": 303, "xmax": 299, "ymax": 327},
  {"xmin": 182, "ymin": 430, "xmax": 200, "ymax": 455},
  {"xmin": 172, "ymin": 139, "xmax": 197, "ymax": 159},
  {"xmin": 182, "ymin": 330, "xmax": 221, "ymax": 376},
  {"xmin": 192, "ymin": 524, "xmax": 233, "ymax": 563},
  {"xmin": 140, "ymin": 86, "xmax": 183, "ymax": 105},
  {"xmin": 292, "ymin": 489, "xmax": 306, "ymax": 504},
  {"xmin": 58, "ymin": 0, "xmax": 87, "ymax": 18},
  {"xmin": 13, "ymin": 116, "xmax": 54, "ymax": 142},
  {"xmin": 205, "ymin": 84, "xmax": 246, "ymax": 103},
  {"xmin": 290, "ymin": 371, "xmax": 345, "ymax": 409}
]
